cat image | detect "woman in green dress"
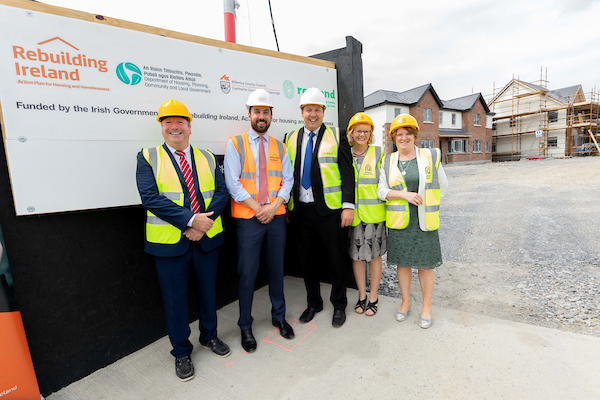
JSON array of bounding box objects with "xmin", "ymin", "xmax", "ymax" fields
[{"xmin": 377, "ymin": 114, "xmax": 448, "ymax": 328}]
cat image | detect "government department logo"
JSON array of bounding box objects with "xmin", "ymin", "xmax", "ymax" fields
[
  {"xmin": 283, "ymin": 80, "xmax": 294, "ymax": 99},
  {"xmin": 425, "ymin": 165, "xmax": 431, "ymax": 180},
  {"xmin": 220, "ymin": 74, "xmax": 231, "ymax": 94},
  {"xmin": 116, "ymin": 62, "xmax": 141, "ymax": 85}
]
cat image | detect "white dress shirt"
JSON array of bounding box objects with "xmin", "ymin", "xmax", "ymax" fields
[{"xmin": 224, "ymin": 128, "xmax": 293, "ymax": 205}]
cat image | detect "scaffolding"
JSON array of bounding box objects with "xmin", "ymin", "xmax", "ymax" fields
[{"xmin": 486, "ymin": 68, "xmax": 600, "ymax": 161}]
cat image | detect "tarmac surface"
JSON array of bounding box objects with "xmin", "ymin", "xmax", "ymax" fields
[{"xmin": 47, "ymin": 276, "xmax": 600, "ymax": 400}]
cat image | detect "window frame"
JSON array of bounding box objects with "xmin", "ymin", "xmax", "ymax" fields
[
  {"xmin": 474, "ymin": 113, "xmax": 481, "ymax": 126},
  {"xmin": 423, "ymin": 108, "xmax": 433, "ymax": 123}
]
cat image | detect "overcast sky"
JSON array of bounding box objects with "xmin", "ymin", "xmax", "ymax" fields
[{"xmin": 42, "ymin": 0, "xmax": 600, "ymax": 102}]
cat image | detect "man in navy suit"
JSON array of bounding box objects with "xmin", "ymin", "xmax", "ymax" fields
[
  {"xmin": 284, "ymin": 88, "xmax": 355, "ymax": 328},
  {"xmin": 136, "ymin": 99, "xmax": 230, "ymax": 382}
]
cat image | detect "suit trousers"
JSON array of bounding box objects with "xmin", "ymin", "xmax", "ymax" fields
[
  {"xmin": 154, "ymin": 243, "xmax": 219, "ymax": 358},
  {"xmin": 296, "ymin": 203, "xmax": 349, "ymax": 311},
  {"xmin": 236, "ymin": 214, "xmax": 286, "ymax": 330}
]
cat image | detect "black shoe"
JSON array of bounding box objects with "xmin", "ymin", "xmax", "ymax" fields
[
  {"xmin": 241, "ymin": 328, "xmax": 257, "ymax": 352},
  {"xmin": 299, "ymin": 306, "xmax": 323, "ymax": 323},
  {"xmin": 332, "ymin": 309, "xmax": 346, "ymax": 327},
  {"xmin": 175, "ymin": 355, "xmax": 194, "ymax": 382},
  {"xmin": 272, "ymin": 319, "xmax": 295, "ymax": 339},
  {"xmin": 201, "ymin": 338, "xmax": 231, "ymax": 358}
]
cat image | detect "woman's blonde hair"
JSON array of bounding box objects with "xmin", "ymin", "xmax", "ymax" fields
[{"xmin": 347, "ymin": 124, "xmax": 375, "ymax": 146}]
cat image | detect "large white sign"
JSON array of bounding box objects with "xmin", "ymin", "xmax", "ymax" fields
[{"xmin": 0, "ymin": 2, "xmax": 338, "ymax": 215}]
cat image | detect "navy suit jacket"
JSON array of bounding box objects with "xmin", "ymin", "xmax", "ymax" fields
[
  {"xmin": 288, "ymin": 124, "xmax": 355, "ymax": 217},
  {"xmin": 136, "ymin": 143, "xmax": 228, "ymax": 257}
]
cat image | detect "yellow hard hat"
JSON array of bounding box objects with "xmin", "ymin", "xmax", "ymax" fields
[
  {"xmin": 157, "ymin": 99, "xmax": 193, "ymax": 122},
  {"xmin": 348, "ymin": 112, "xmax": 374, "ymax": 132},
  {"xmin": 390, "ymin": 114, "xmax": 419, "ymax": 136}
]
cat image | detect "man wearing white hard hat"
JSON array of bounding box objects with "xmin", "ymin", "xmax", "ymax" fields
[
  {"xmin": 224, "ymin": 89, "xmax": 295, "ymax": 352},
  {"xmin": 284, "ymin": 88, "xmax": 355, "ymax": 327}
]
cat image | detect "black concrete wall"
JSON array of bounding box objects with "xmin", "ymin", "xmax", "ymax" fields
[
  {"xmin": 312, "ymin": 36, "xmax": 365, "ymax": 132},
  {"xmin": 0, "ymin": 36, "xmax": 363, "ymax": 396}
]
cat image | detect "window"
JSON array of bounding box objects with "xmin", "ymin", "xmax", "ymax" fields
[
  {"xmin": 394, "ymin": 107, "xmax": 402, "ymax": 117},
  {"xmin": 473, "ymin": 140, "xmax": 482, "ymax": 152},
  {"xmin": 474, "ymin": 113, "xmax": 481, "ymax": 126},
  {"xmin": 424, "ymin": 108, "xmax": 432, "ymax": 123},
  {"xmin": 448, "ymin": 139, "xmax": 468, "ymax": 153},
  {"xmin": 421, "ymin": 140, "xmax": 434, "ymax": 148},
  {"xmin": 439, "ymin": 112, "xmax": 443, "ymax": 125},
  {"xmin": 548, "ymin": 136, "xmax": 558, "ymax": 148},
  {"xmin": 548, "ymin": 111, "xmax": 558, "ymax": 123},
  {"xmin": 510, "ymin": 117, "xmax": 516, "ymax": 128},
  {"xmin": 485, "ymin": 141, "xmax": 490, "ymax": 153},
  {"xmin": 451, "ymin": 113, "xmax": 457, "ymax": 126}
]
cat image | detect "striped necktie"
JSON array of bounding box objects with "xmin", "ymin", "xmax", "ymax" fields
[{"xmin": 175, "ymin": 150, "xmax": 201, "ymax": 213}]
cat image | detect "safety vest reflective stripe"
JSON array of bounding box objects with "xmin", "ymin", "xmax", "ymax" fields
[
  {"xmin": 143, "ymin": 145, "xmax": 224, "ymax": 244},
  {"xmin": 383, "ymin": 152, "xmax": 410, "ymax": 229},
  {"xmin": 285, "ymin": 127, "xmax": 343, "ymax": 211},
  {"xmin": 351, "ymin": 146, "xmax": 386, "ymax": 227},
  {"xmin": 421, "ymin": 147, "xmax": 441, "ymax": 230},
  {"xmin": 230, "ymin": 133, "xmax": 286, "ymax": 219}
]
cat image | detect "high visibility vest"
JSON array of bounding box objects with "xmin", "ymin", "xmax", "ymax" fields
[
  {"xmin": 351, "ymin": 145, "xmax": 386, "ymax": 226},
  {"xmin": 142, "ymin": 145, "xmax": 223, "ymax": 244},
  {"xmin": 230, "ymin": 132, "xmax": 287, "ymax": 219},
  {"xmin": 285, "ymin": 126, "xmax": 342, "ymax": 211},
  {"xmin": 383, "ymin": 147, "xmax": 441, "ymax": 231}
]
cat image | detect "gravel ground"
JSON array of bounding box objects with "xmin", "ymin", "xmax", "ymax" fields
[{"xmin": 373, "ymin": 156, "xmax": 600, "ymax": 337}]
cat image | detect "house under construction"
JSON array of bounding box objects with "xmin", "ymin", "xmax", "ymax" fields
[{"xmin": 487, "ymin": 74, "xmax": 600, "ymax": 161}]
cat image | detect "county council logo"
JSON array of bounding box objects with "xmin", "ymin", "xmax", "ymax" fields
[
  {"xmin": 116, "ymin": 62, "xmax": 141, "ymax": 85},
  {"xmin": 220, "ymin": 74, "xmax": 231, "ymax": 94},
  {"xmin": 283, "ymin": 80, "xmax": 294, "ymax": 99}
]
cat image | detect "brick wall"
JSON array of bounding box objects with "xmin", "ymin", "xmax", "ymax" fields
[
  {"xmin": 409, "ymin": 90, "xmax": 441, "ymax": 149},
  {"xmin": 444, "ymin": 99, "xmax": 493, "ymax": 164}
]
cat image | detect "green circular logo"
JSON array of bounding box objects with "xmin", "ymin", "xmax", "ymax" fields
[
  {"xmin": 283, "ymin": 80, "xmax": 294, "ymax": 99},
  {"xmin": 116, "ymin": 62, "xmax": 142, "ymax": 85}
]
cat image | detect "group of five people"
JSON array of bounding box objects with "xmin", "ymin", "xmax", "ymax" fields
[{"xmin": 136, "ymin": 88, "xmax": 447, "ymax": 381}]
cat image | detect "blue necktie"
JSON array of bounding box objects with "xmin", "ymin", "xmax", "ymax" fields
[{"xmin": 301, "ymin": 131, "xmax": 315, "ymax": 189}]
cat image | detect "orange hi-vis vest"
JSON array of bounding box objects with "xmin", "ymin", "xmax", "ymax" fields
[{"xmin": 230, "ymin": 132, "xmax": 287, "ymax": 219}]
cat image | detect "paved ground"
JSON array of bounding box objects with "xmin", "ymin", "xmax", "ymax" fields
[
  {"xmin": 48, "ymin": 157, "xmax": 600, "ymax": 399},
  {"xmin": 47, "ymin": 277, "xmax": 600, "ymax": 400}
]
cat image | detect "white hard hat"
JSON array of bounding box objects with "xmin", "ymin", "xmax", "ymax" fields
[
  {"xmin": 299, "ymin": 87, "xmax": 327, "ymax": 109},
  {"xmin": 246, "ymin": 89, "xmax": 274, "ymax": 110}
]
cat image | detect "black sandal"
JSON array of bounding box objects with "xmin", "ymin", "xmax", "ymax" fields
[
  {"xmin": 365, "ymin": 299, "xmax": 378, "ymax": 316},
  {"xmin": 355, "ymin": 298, "xmax": 367, "ymax": 314}
]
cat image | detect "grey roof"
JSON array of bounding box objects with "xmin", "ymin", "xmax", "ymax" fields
[
  {"xmin": 439, "ymin": 128, "xmax": 470, "ymax": 136},
  {"xmin": 364, "ymin": 83, "xmax": 444, "ymax": 109},
  {"xmin": 516, "ymin": 80, "xmax": 582, "ymax": 104},
  {"xmin": 442, "ymin": 93, "xmax": 492, "ymax": 114},
  {"xmin": 365, "ymin": 84, "xmax": 491, "ymax": 114}
]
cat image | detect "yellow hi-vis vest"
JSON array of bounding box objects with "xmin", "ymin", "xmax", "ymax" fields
[
  {"xmin": 142, "ymin": 145, "xmax": 224, "ymax": 244},
  {"xmin": 383, "ymin": 147, "xmax": 441, "ymax": 231},
  {"xmin": 351, "ymin": 145, "xmax": 386, "ymax": 227},
  {"xmin": 230, "ymin": 132, "xmax": 287, "ymax": 219},
  {"xmin": 285, "ymin": 126, "xmax": 342, "ymax": 211}
]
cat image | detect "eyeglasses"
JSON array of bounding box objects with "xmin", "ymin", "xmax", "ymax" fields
[{"xmin": 354, "ymin": 130, "xmax": 371, "ymax": 137}]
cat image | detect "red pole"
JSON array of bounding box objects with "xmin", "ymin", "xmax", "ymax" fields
[{"xmin": 224, "ymin": 0, "xmax": 236, "ymax": 43}]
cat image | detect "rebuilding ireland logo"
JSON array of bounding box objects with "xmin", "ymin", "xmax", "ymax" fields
[{"xmin": 116, "ymin": 62, "xmax": 141, "ymax": 85}]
